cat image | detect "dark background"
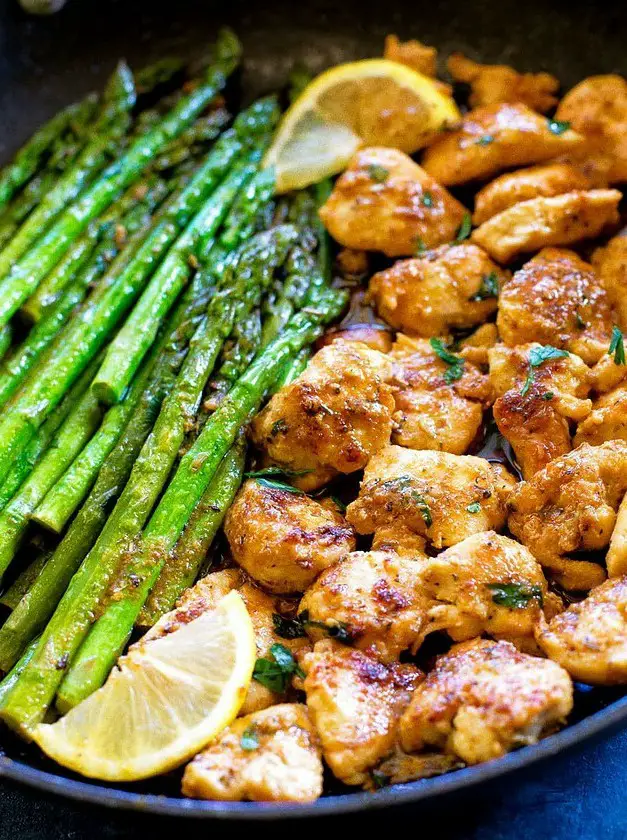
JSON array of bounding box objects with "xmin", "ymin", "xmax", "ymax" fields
[{"xmin": 1, "ymin": 0, "xmax": 627, "ymax": 836}]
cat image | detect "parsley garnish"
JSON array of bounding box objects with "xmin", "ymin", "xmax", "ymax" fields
[
  {"xmin": 466, "ymin": 502, "xmax": 481, "ymax": 513},
  {"xmin": 575, "ymin": 311, "xmax": 587, "ymax": 330},
  {"xmin": 270, "ymin": 418, "xmax": 288, "ymax": 436},
  {"xmin": 541, "ymin": 391, "xmax": 554, "ymax": 401},
  {"xmin": 412, "ymin": 492, "xmax": 433, "ymax": 527},
  {"xmin": 609, "ymin": 325, "xmax": 626, "ymax": 365},
  {"xmin": 371, "ymin": 770, "xmax": 390, "ymax": 790},
  {"xmin": 272, "ymin": 613, "xmax": 308, "ymax": 639},
  {"xmin": 252, "ymin": 643, "xmax": 305, "ymax": 693},
  {"xmin": 298, "ymin": 610, "xmax": 355, "ymax": 645},
  {"xmin": 240, "ymin": 726, "xmax": 259, "ymax": 751},
  {"xmin": 487, "ymin": 582, "xmax": 543, "ymax": 609},
  {"xmin": 430, "ymin": 337, "xmax": 465, "ymax": 383},
  {"xmin": 329, "ymin": 495, "xmax": 347, "ymax": 513},
  {"xmin": 454, "ymin": 212, "xmax": 472, "ymax": 243},
  {"xmin": 422, "ymin": 191, "xmax": 434, "ymax": 207},
  {"xmin": 245, "ymin": 466, "xmax": 312, "ymax": 479},
  {"xmin": 367, "ymin": 164, "xmax": 390, "ymax": 183},
  {"xmin": 415, "ymin": 237, "xmax": 427, "ymax": 255},
  {"xmin": 255, "ymin": 477, "xmax": 304, "ymax": 494},
  {"xmin": 469, "ymin": 271, "xmax": 499, "ymax": 302},
  {"xmin": 547, "ymin": 119, "xmax": 571, "ymax": 135},
  {"xmin": 520, "ymin": 345, "xmax": 569, "ymax": 396},
  {"xmin": 475, "ymin": 134, "xmax": 494, "ymax": 146}
]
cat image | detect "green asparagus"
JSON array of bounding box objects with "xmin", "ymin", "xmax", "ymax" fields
[{"xmin": 0, "ymin": 551, "xmax": 50, "ymax": 611}]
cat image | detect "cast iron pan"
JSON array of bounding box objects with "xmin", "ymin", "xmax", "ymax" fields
[{"xmin": 1, "ymin": 0, "xmax": 627, "ymax": 819}]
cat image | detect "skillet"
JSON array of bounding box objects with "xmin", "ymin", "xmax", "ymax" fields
[{"xmin": 0, "ymin": 0, "xmax": 626, "ymax": 819}]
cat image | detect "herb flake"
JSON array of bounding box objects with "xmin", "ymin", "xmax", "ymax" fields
[
  {"xmin": 454, "ymin": 212, "xmax": 472, "ymax": 243},
  {"xmin": 466, "ymin": 502, "xmax": 481, "ymax": 513},
  {"xmin": 547, "ymin": 118, "xmax": 571, "ymax": 135},
  {"xmin": 469, "ymin": 271, "xmax": 499, "ymax": 302},
  {"xmin": 415, "ymin": 237, "xmax": 427, "ymax": 256},
  {"xmin": 609, "ymin": 325, "xmax": 626, "ymax": 366},
  {"xmin": 475, "ymin": 134, "xmax": 494, "ymax": 146},
  {"xmin": 252, "ymin": 643, "xmax": 305, "ymax": 694},
  {"xmin": 366, "ymin": 163, "xmax": 390, "ymax": 183},
  {"xmin": 240, "ymin": 726, "xmax": 259, "ymax": 751},
  {"xmin": 430, "ymin": 337, "xmax": 465, "ymax": 383},
  {"xmin": 255, "ymin": 477, "xmax": 305, "ymax": 495},
  {"xmin": 421, "ymin": 191, "xmax": 434, "ymax": 207},
  {"xmin": 487, "ymin": 582, "xmax": 543, "ymax": 609},
  {"xmin": 298, "ymin": 610, "xmax": 354, "ymax": 645},
  {"xmin": 521, "ymin": 345, "xmax": 569, "ymax": 396},
  {"xmin": 245, "ymin": 466, "xmax": 312, "ymax": 479},
  {"xmin": 272, "ymin": 613, "xmax": 307, "ymax": 639}
]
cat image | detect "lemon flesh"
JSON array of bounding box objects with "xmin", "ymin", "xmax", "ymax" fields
[
  {"xmin": 33, "ymin": 591, "xmax": 255, "ymax": 782},
  {"xmin": 265, "ymin": 59, "xmax": 461, "ymax": 192}
]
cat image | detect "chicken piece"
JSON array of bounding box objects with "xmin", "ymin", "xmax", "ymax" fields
[
  {"xmin": 589, "ymin": 351, "xmax": 627, "ymax": 395},
  {"xmin": 447, "ymin": 53, "xmax": 559, "ymax": 113},
  {"xmin": 367, "ymin": 749, "xmax": 459, "ymax": 790},
  {"xmin": 399, "ymin": 639, "xmax": 573, "ymax": 764},
  {"xmin": 368, "ymin": 243, "xmax": 507, "ymax": 337},
  {"xmin": 319, "ymin": 147, "xmax": 467, "ymax": 257},
  {"xmin": 508, "ymin": 441, "xmax": 627, "ymax": 590},
  {"xmin": 419, "ymin": 531, "xmax": 551, "ymax": 647},
  {"xmin": 384, "ymin": 34, "xmax": 437, "ymax": 77},
  {"xmin": 488, "ymin": 343, "xmax": 591, "ymax": 478},
  {"xmin": 182, "ymin": 703, "xmax": 323, "ymax": 802},
  {"xmin": 303, "ymin": 639, "xmax": 421, "ymax": 785},
  {"xmin": 471, "ymin": 189, "xmax": 621, "ymax": 263},
  {"xmin": 593, "ymin": 233, "xmax": 627, "ymax": 332},
  {"xmin": 346, "ymin": 444, "xmax": 515, "ymax": 549},
  {"xmin": 250, "ymin": 341, "xmax": 395, "ymax": 491},
  {"xmin": 371, "ymin": 522, "xmax": 429, "ymax": 558},
  {"xmin": 575, "ymin": 385, "xmax": 627, "ymax": 448},
  {"xmin": 607, "ymin": 493, "xmax": 627, "ymax": 578},
  {"xmin": 496, "ymin": 248, "xmax": 614, "ymax": 365},
  {"xmin": 299, "ymin": 549, "xmax": 429, "ymax": 663},
  {"xmin": 458, "ymin": 322, "xmax": 499, "ymax": 367},
  {"xmin": 224, "ymin": 479, "xmax": 356, "ymax": 595},
  {"xmin": 421, "ymin": 103, "xmax": 585, "ymax": 187},
  {"xmin": 148, "ymin": 570, "xmax": 310, "ymax": 715},
  {"xmin": 317, "ymin": 323, "xmax": 394, "ymax": 354},
  {"xmin": 389, "ymin": 335, "xmax": 491, "ymax": 454},
  {"xmin": 473, "ymin": 163, "xmax": 592, "ymax": 225},
  {"xmin": 536, "ymin": 577, "xmax": 627, "ymax": 684},
  {"xmin": 555, "ymin": 75, "xmax": 627, "ymax": 184}
]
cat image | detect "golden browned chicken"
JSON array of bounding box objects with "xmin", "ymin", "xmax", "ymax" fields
[
  {"xmin": 536, "ymin": 576, "xmax": 627, "ymax": 684},
  {"xmin": 447, "ymin": 53, "xmax": 559, "ymax": 112},
  {"xmin": 346, "ymin": 444, "xmax": 515, "ymax": 549},
  {"xmin": 419, "ymin": 532, "xmax": 557, "ymax": 649},
  {"xmin": 367, "ymin": 750, "xmax": 459, "ymax": 789},
  {"xmin": 148, "ymin": 570, "xmax": 310, "ymax": 715},
  {"xmin": 555, "ymin": 75, "xmax": 627, "ymax": 184},
  {"xmin": 384, "ymin": 34, "xmax": 437, "ymax": 77},
  {"xmin": 593, "ymin": 233, "xmax": 627, "ymax": 331},
  {"xmin": 607, "ymin": 494, "xmax": 627, "ymax": 578},
  {"xmin": 471, "ymin": 189, "xmax": 621, "ymax": 263},
  {"xmin": 302, "ymin": 639, "xmax": 421, "ymax": 786},
  {"xmin": 473, "ymin": 163, "xmax": 592, "ymax": 225},
  {"xmin": 224, "ymin": 479, "xmax": 355, "ymax": 595},
  {"xmin": 250, "ymin": 341, "xmax": 395, "ymax": 491},
  {"xmin": 508, "ymin": 441, "xmax": 627, "ymax": 590},
  {"xmin": 458, "ymin": 322, "xmax": 499, "ymax": 367},
  {"xmin": 488, "ymin": 343, "xmax": 591, "ymax": 478},
  {"xmin": 368, "ymin": 243, "xmax": 508, "ymax": 337},
  {"xmin": 182, "ymin": 703, "xmax": 323, "ymax": 802},
  {"xmin": 299, "ymin": 549, "xmax": 428, "ymax": 663},
  {"xmin": 389, "ymin": 335, "xmax": 491, "ymax": 454},
  {"xmin": 319, "ymin": 147, "xmax": 467, "ymax": 257},
  {"xmin": 399, "ymin": 639, "xmax": 573, "ymax": 764},
  {"xmin": 496, "ymin": 248, "xmax": 614, "ymax": 365},
  {"xmin": 421, "ymin": 103, "xmax": 585, "ymax": 186},
  {"xmin": 575, "ymin": 385, "xmax": 627, "ymax": 447}
]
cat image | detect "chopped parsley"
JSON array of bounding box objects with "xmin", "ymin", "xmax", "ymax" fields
[
  {"xmin": 254, "ymin": 477, "xmax": 305, "ymax": 494},
  {"xmin": 329, "ymin": 495, "xmax": 347, "ymax": 513},
  {"xmin": 466, "ymin": 502, "xmax": 481, "ymax": 514},
  {"xmin": 430, "ymin": 337, "xmax": 465, "ymax": 383},
  {"xmin": 541, "ymin": 391, "xmax": 555, "ymax": 401},
  {"xmin": 469, "ymin": 271, "xmax": 499, "ymax": 302},
  {"xmin": 270, "ymin": 418, "xmax": 288, "ymax": 436},
  {"xmin": 379, "ymin": 476, "xmax": 432, "ymax": 526},
  {"xmin": 245, "ymin": 466, "xmax": 312, "ymax": 479},
  {"xmin": 298, "ymin": 610, "xmax": 355, "ymax": 645},
  {"xmin": 421, "ymin": 191, "xmax": 434, "ymax": 207},
  {"xmin": 272, "ymin": 613, "xmax": 308, "ymax": 639},
  {"xmin": 371, "ymin": 770, "xmax": 390, "ymax": 790},
  {"xmin": 475, "ymin": 134, "xmax": 494, "ymax": 146},
  {"xmin": 252, "ymin": 643, "xmax": 305, "ymax": 694},
  {"xmin": 240, "ymin": 726, "xmax": 260, "ymax": 751},
  {"xmin": 413, "ymin": 492, "xmax": 433, "ymax": 527},
  {"xmin": 547, "ymin": 118, "xmax": 571, "ymax": 135},
  {"xmin": 609, "ymin": 325, "xmax": 626, "ymax": 365},
  {"xmin": 366, "ymin": 163, "xmax": 390, "ymax": 183},
  {"xmin": 520, "ymin": 345, "xmax": 569, "ymax": 396},
  {"xmin": 454, "ymin": 212, "xmax": 472, "ymax": 243},
  {"xmin": 487, "ymin": 582, "xmax": 544, "ymax": 609},
  {"xmin": 575, "ymin": 311, "xmax": 587, "ymax": 330},
  {"xmin": 415, "ymin": 237, "xmax": 427, "ymax": 256}
]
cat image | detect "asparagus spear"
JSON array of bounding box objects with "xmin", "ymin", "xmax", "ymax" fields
[
  {"xmin": 0, "ymin": 639, "xmax": 39, "ymax": 708},
  {"xmin": 0, "ymin": 63, "xmax": 137, "ymax": 283},
  {"xmin": 0, "ymin": 325, "xmax": 11, "ymax": 362},
  {"xmin": 0, "ymin": 29, "xmax": 241, "ymax": 329},
  {"xmin": 54, "ymin": 279, "xmax": 345, "ymax": 710},
  {"xmin": 0, "ymin": 551, "xmax": 50, "ymax": 611},
  {"xmin": 0, "ymin": 271, "xmax": 214, "ymax": 673}
]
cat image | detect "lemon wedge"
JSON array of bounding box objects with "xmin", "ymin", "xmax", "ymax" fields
[
  {"xmin": 33, "ymin": 591, "xmax": 255, "ymax": 782},
  {"xmin": 265, "ymin": 58, "xmax": 461, "ymax": 192}
]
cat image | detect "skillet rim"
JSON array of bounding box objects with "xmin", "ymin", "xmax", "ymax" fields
[{"xmin": 0, "ymin": 692, "xmax": 626, "ymax": 818}]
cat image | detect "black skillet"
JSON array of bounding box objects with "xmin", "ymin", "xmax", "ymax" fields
[{"xmin": 0, "ymin": 0, "xmax": 626, "ymax": 819}]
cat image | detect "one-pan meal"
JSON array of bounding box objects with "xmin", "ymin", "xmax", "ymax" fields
[{"xmin": 0, "ymin": 27, "xmax": 625, "ymax": 803}]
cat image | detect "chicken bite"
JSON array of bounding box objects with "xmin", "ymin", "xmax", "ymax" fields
[
  {"xmin": 299, "ymin": 549, "xmax": 429, "ymax": 663},
  {"xmin": 224, "ymin": 479, "xmax": 356, "ymax": 595},
  {"xmin": 399, "ymin": 639, "xmax": 573, "ymax": 764},
  {"xmin": 384, "ymin": 34, "xmax": 437, "ymax": 77},
  {"xmin": 555, "ymin": 75, "xmax": 627, "ymax": 184},
  {"xmin": 182, "ymin": 703, "xmax": 323, "ymax": 802},
  {"xmin": 446, "ymin": 53, "xmax": 559, "ymax": 112},
  {"xmin": 536, "ymin": 576, "xmax": 627, "ymax": 684},
  {"xmin": 574, "ymin": 385, "xmax": 627, "ymax": 448},
  {"xmin": 346, "ymin": 444, "xmax": 515, "ymax": 549},
  {"xmin": 368, "ymin": 243, "xmax": 507, "ymax": 337},
  {"xmin": 250, "ymin": 341, "xmax": 395, "ymax": 491},
  {"xmin": 593, "ymin": 233, "xmax": 627, "ymax": 332},
  {"xmin": 473, "ymin": 163, "xmax": 592, "ymax": 225},
  {"xmin": 318, "ymin": 147, "xmax": 467, "ymax": 257},
  {"xmin": 421, "ymin": 103, "xmax": 585, "ymax": 186},
  {"xmin": 508, "ymin": 441, "xmax": 627, "ymax": 590},
  {"xmin": 390, "ymin": 335, "xmax": 491, "ymax": 454},
  {"xmin": 496, "ymin": 248, "xmax": 614, "ymax": 365},
  {"xmin": 303, "ymin": 639, "xmax": 421, "ymax": 786}
]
